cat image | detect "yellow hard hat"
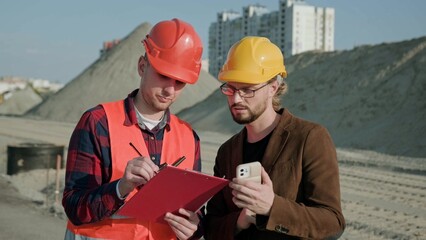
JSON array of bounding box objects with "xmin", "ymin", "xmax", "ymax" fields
[{"xmin": 218, "ymin": 36, "xmax": 287, "ymax": 84}]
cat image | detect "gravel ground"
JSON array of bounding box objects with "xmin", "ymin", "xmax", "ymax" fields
[{"xmin": 1, "ymin": 116, "xmax": 425, "ymax": 239}]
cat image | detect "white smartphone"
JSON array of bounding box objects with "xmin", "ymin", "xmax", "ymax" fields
[{"xmin": 236, "ymin": 161, "xmax": 261, "ymax": 183}]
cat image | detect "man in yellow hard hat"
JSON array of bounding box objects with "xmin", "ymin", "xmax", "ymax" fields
[
  {"xmin": 204, "ymin": 36, "xmax": 345, "ymax": 239},
  {"xmin": 63, "ymin": 18, "xmax": 204, "ymax": 240}
]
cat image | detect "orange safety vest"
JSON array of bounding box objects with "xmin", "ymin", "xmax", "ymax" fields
[{"xmin": 66, "ymin": 100, "xmax": 196, "ymax": 240}]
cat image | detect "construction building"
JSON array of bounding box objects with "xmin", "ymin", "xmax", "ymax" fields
[{"xmin": 208, "ymin": 0, "xmax": 335, "ymax": 77}]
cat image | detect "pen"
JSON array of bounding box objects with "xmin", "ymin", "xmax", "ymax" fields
[
  {"xmin": 172, "ymin": 156, "xmax": 186, "ymax": 167},
  {"xmin": 129, "ymin": 142, "xmax": 167, "ymax": 171},
  {"xmin": 159, "ymin": 156, "xmax": 186, "ymax": 170},
  {"xmin": 129, "ymin": 142, "xmax": 142, "ymax": 156}
]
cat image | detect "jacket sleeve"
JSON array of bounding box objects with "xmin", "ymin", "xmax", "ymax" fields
[{"xmin": 262, "ymin": 125, "xmax": 345, "ymax": 238}]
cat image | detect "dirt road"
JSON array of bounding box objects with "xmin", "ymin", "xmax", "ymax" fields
[
  {"xmin": 1, "ymin": 116, "xmax": 425, "ymax": 239},
  {"xmin": 0, "ymin": 176, "xmax": 65, "ymax": 239}
]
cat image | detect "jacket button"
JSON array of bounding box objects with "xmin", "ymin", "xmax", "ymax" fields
[
  {"xmin": 275, "ymin": 225, "xmax": 289, "ymax": 233},
  {"xmin": 275, "ymin": 225, "xmax": 282, "ymax": 232}
]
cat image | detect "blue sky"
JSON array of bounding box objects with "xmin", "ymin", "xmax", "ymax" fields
[{"xmin": 0, "ymin": 0, "xmax": 425, "ymax": 83}]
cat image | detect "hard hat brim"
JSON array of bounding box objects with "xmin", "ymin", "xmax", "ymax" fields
[
  {"xmin": 147, "ymin": 54, "xmax": 199, "ymax": 84},
  {"xmin": 219, "ymin": 70, "xmax": 276, "ymax": 84}
]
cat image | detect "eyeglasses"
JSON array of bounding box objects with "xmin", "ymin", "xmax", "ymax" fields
[{"xmin": 220, "ymin": 83, "xmax": 269, "ymax": 98}]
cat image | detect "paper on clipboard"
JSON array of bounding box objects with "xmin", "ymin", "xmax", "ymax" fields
[{"xmin": 117, "ymin": 166, "xmax": 229, "ymax": 223}]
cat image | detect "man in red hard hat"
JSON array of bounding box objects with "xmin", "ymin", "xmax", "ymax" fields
[{"xmin": 63, "ymin": 18, "xmax": 204, "ymax": 240}]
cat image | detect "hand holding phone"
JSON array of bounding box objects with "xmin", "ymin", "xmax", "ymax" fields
[{"xmin": 236, "ymin": 162, "xmax": 261, "ymax": 183}]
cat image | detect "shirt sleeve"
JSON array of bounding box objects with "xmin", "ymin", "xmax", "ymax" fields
[{"xmin": 62, "ymin": 106, "xmax": 125, "ymax": 225}]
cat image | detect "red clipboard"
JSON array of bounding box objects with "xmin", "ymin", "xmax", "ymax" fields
[{"xmin": 117, "ymin": 166, "xmax": 229, "ymax": 223}]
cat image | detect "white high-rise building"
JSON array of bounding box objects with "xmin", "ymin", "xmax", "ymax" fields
[{"xmin": 208, "ymin": 0, "xmax": 335, "ymax": 78}]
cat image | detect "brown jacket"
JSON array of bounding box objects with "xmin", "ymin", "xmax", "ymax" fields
[{"xmin": 205, "ymin": 109, "xmax": 345, "ymax": 239}]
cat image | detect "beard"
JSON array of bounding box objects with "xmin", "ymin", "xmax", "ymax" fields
[{"xmin": 230, "ymin": 100, "xmax": 267, "ymax": 124}]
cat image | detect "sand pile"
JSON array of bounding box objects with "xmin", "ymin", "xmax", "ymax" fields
[
  {"xmin": 25, "ymin": 22, "xmax": 220, "ymax": 123},
  {"xmin": 178, "ymin": 36, "xmax": 426, "ymax": 158},
  {"xmin": 0, "ymin": 87, "xmax": 42, "ymax": 115}
]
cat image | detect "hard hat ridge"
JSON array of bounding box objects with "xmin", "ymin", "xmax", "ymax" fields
[
  {"xmin": 143, "ymin": 18, "xmax": 203, "ymax": 84},
  {"xmin": 219, "ymin": 36, "xmax": 287, "ymax": 84}
]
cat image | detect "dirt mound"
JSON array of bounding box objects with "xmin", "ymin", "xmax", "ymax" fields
[
  {"xmin": 178, "ymin": 36, "xmax": 426, "ymax": 158},
  {"xmin": 0, "ymin": 87, "xmax": 42, "ymax": 115},
  {"xmin": 25, "ymin": 22, "xmax": 220, "ymax": 123}
]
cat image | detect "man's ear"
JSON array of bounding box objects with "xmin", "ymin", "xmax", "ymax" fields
[
  {"xmin": 269, "ymin": 80, "xmax": 279, "ymax": 97},
  {"xmin": 138, "ymin": 56, "xmax": 147, "ymax": 77}
]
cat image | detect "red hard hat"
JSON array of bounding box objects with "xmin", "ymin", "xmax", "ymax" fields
[{"xmin": 143, "ymin": 18, "xmax": 203, "ymax": 84}]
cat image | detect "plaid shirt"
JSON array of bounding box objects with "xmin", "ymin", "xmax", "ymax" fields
[{"xmin": 63, "ymin": 89, "xmax": 202, "ymax": 225}]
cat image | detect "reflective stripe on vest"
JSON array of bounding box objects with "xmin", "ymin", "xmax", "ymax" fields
[{"xmin": 66, "ymin": 100, "xmax": 196, "ymax": 240}]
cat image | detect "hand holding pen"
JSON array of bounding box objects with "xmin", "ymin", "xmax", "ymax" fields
[
  {"xmin": 117, "ymin": 143, "xmax": 161, "ymax": 197},
  {"xmin": 129, "ymin": 142, "xmax": 186, "ymax": 170},
  {"xmin": 118, "ymin": 142, "xmax": 187, "ymax": 196}
]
